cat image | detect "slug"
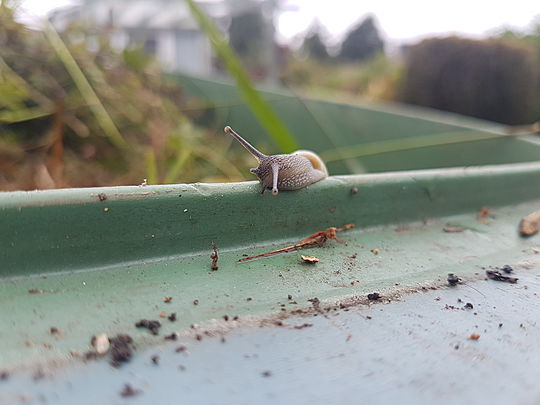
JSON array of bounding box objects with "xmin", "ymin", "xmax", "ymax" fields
[{"xmin": 224, "ymin": 126, "xmax": 328, "ymax": 195}]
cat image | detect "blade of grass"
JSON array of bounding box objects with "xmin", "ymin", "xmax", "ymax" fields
[
  {"xmin": 321, "ymin": 130, "xmax": 501, "ymax": 163},
  {"xmin": 185, "ymin": 0, "xmax": 298, "ymax": 152},
  {"xmin": 145, "ymin": 148, "xmax": 158, "ymax": 184},
  {"xmin": 43, "ymin": 21, "xmax": 126, "ymax": 149}
]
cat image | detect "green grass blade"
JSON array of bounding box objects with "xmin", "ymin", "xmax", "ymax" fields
[
  {"xmin": 321, "ymin": 131, "xmax": 501, "ymax": 163},
  {"xmin": 43, "ymin": 21, "xmax": 126, "ymax": 149},
  {"xmin": 184, "ymin": 0, "xmax": 298, "ymax": 152}
]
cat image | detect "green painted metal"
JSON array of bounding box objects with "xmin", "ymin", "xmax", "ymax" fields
[
  {"xmin": 173, "ymin": 74, "xmax": 540, "ymax": 174},
  {"xmin": 2, "ymin": 82, "xmax": 540, "ymax": 403}
]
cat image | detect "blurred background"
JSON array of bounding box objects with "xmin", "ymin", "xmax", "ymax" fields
[{"xmin": 1, "ymin": 0, "xmax": 539, "ymax": 190}]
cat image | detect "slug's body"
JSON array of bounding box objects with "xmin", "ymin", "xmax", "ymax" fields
[{"xmin": 224, "ymin": 126, "xmax": 328, "ymax": 195}]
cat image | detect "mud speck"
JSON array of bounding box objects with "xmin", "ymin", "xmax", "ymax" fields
[
  {"xmin": 120, "ymin": 383, "xmax": 142, "ymax": 397},
  {"xmin": 193, "ymin": 299, "xmax": 199, "ymax": 305},
  {"xmin": 293, "ymin": 323, "xmax": 313, "ymax": 329},
  {"xmin": 151, "ymin": 355, "xmax": 159, "ymax": 365},
  {"xmin": 135, "ymin": 319, "xmax": 161, "ymax": 335},
  {"xmin": 501, "ymin": 265, "xmax": 513, "ymax": 274},
  {"xmin": 168, "ymin": 313, "xmax": 177, "ymax": 322},
  {"xmin": 97, "ymin": 193, "xmax": 107, "ymax": 201},
  {"xmin": 469, "ymin": 333, "xmax": 481, "ymax": 340},
  {"xmin": 367, "ymin": 292, "xmax": 381, "ymax": 301},
  {"xmin": 109, "ymin": 334, "xmax": 135, "ymax": 367},
  {"xmin": 28, "ymin": 289, "xmax": 44, "ymax": 294},
  {"xmin": 486, "ymin": 270, "xmax": 518, "ymax": 283},
  {"xmin": 164, "ymin": 333, "xmax": 178, "ymax": 341},
  {"xmin": 464, "ymin": 302, "xmax": 474, "ymax": 310},
  {"xmin": 447, "ymin": 273, "xmax": 461, "ymax": 286},
  {"xmin": 164, "ymin": 296, "xmax": 173, "ymax": 303},
  {"xmin": 261, "ymin": 370, "xmax": 272, "ymax": 377}
]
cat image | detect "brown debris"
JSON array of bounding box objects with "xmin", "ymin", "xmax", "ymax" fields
[
  {"xmin": 443, "ymin": 226, "xmax": 464, "ymax": 233},
  {"xmin": 301, "ymin": 255, "xmax": 319, "ymax": 264},
  {"xmin": 109, "ymin": 334, "xmax": 135, "ymax": 367},
  {"xmin": 239, "ymin": 224, "xmax": 355, "ymax": 262},
  {"xmin": 447, "ymin": 273, "xmax": 462, "ymax": 286},
  {"xmin": 135, "ymin": 319, "xmax": 161, "ymax": 335},
  {"xmin": 28, "ymin": 289, "xmax": 44, "ymax": 294},
  {"xmin": 519, "ymin": 209, "xmax": 540, "ymax": 236},
  {"xmin": 210, "ymin": 243, "xmax": 219, "ymax": 270},
  {"xmin": 469, "ymin": 333, "xmax": 481, "ymax": 340},
  {"xmin": 486, "ymin": 270, "xmax": 518, "ymax": 283},
  {"xmin": 97, "ymin": 193, "xmax": 107, "ymax": 201},
  {"xmin": 163, "ymin": 296, "xmax": 173, "ymax": 303},
  {"xmin": 168, "ymin": 313, "xmax": 177, "ymax": 322},
  {"xmin": 370, "ymin": 248, "xmax": 380, "ymax": 255},
  {"xmin": 367, "ymin": 292, "xmax": 381, "ymax": 301},
  {"xmin": 477, "ymin": 207, "xmax": 491, "ymax": 224},
  {"xmin": 159, "ymin": 311, "xmax": 167, "ymax": 318},
  {"xmin": 120, "ymin": 384, "xmax": 142, "ymax": 398},
  {"xmin": 293, "ymin": 323, "xmax": 313, "ymax": 329}
]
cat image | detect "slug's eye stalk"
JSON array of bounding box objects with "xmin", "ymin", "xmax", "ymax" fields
[{"xmin": 224, "ymin": 126, "xmax": 328, "ymax": 195}]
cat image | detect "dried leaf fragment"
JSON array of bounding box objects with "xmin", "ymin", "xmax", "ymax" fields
[
  {"xmin": 519, "ymin": 209, "xmax": 540, "ymax": 236},
  {"xmin": 301, "ymin": 255, "xmax": 319, "ymax": 263}
]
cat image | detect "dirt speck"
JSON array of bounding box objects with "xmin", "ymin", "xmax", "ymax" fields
[
  {"xmin": 469, "ymin": 333, "xmax": 481, "ymax": 340},
  {"xmin": 168, "ymin": 313, "xmax": 177, "ymax": 322},
  {"xmin": 163, "ymin": 296, "xmax": 173, "ymax": 303},
  {"xmin": 447, "ymin": 273, "xmax": 461, "ymax": 286},
  {"xmin": 443, "ymin": 226, "xmax": 464, "ymax": 233},
  {"xmin": 367, "ymin": 292, "xmax": 381, "ymax": 301},
  {"xmin": 293, "ymin": 323, "xmax": 313, "ymax": 329},
  {"xmin": 370, "ymin": 248, "xmax": 380, "ymax": 255},
  {"xmin": 464, "ymin": 302, "xmax": 474, "ymax": 309},
  {"xmin": 261, "ymin": 370, "xmax": 272, "ymax": 377},
  {"xmin": 109, "ymin": 334, "xmax": 135, "ymax": 367},
  {"xmin": 28, "ymin": 289, "xmax": 44, "ymax": 294},
  {"xmin": 486, "ymin": 270, "xmax": 518, "ymax": 283},
  {"xmin": 135, "ymin": 319, "xmax": 161, "ymax": 335},
  {"xmin": 120, "ymin": 383, "xmax": 142, "ymax": 398},
  {"xmin": 151, "ymin": 355, "xmax": 159, "ymax": 365},
  {"xmin": 97, "ymin": 193, "xmax": 107, "ymax": 201}
]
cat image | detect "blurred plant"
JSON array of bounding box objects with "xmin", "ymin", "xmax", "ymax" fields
[
  {"xmin": 338, "ymin": 16, "xmax": 385, "ymax": 62},
  {"xmin": 400, "ymin": 36, "xmax": 539, "ymax": 125},
  {"xmin": 282, "ymin": 53, "xmax": 402, "ymax": 102},
  {"xmin": 0, "ymin": 1, "xmax": 251, "ymax": 190},
  {"xmin": 186, "ymin": 0, "xmax": 298, "ymax": 152}
]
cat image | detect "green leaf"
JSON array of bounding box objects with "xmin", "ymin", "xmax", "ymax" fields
[{"xmin": 184, "ymin": 0, "xmax": 298, "ymax": 152}]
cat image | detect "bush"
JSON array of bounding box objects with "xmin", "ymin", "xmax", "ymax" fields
[{"xmin": 400, "ymin": 37, "xmax": 539, "ymax": 125}]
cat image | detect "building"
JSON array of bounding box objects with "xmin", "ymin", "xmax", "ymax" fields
[{"xmin": 49, "ymin": 0, "xmax": 230, "ymax": 76}]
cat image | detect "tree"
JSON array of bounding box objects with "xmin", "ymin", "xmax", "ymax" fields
[
  {"xmin": 301, "ymin": 31, "xmax": 329, "ymax": 60},
  {"xmin": 339, "ymin": 16, "xmax": 384, "ymax": 62}
]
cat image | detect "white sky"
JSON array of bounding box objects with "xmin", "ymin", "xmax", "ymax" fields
[{"xmin": 18, "ymin": 0, "xmax": 540, "ymax": 45}]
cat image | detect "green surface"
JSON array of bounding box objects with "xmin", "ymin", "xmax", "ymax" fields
[
  {"xmin": 174, "ymin": 74, "xmax": 540, "ymax": 174},
  {"xmin": 2, "ymin": 162, "xmax": 540, "ymax": 370}
]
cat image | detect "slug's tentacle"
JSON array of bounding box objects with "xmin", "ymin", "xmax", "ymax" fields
[
  {"xmin": 224, "ymin": 126, "xmax": 266, "ymax": 161},
  {"xmin": 271, "ymin": 163, "xmax": 280, "ymax": 195}
]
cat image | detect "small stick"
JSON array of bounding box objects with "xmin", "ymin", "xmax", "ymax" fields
[
  {"xmin": 210, "ymin": 243, "xmax": 219, "ymax": 270},
  {"xmin": 238, "ymin": 224, "xmax": 355, "ymax": 262}
]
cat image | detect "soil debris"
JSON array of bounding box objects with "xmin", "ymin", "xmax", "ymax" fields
[
  {"xmin": 135, "ymin": 319, "xmax": 161, "ymax": 335},
  {"xmin": 163, "ymin": 296, "xmax": 173, "ymax": 303},
  {"xmin": 120, "ymin": 383, "xmax": 142, "ymax": 398},
  {"xmin": 193, "ymin": 299, "xmax": 199, "ymax": 305},
  {"xmin": 370, "ymin": 248, "xmax": 380, "ymax": 255},
  {"xmin": 293, "ymin": 323, "xmax": 313, "ymax": 329},
  {"xmin": 109, "ymin": 334, "xmax": 135, "ymax": 367},
  {"xmin": 519, "ymin": 209, "xmax": 540, "ymax": 236},
  {"xmin": 501, "ymin": 265, "xmax": 513, "ymax": 274},
  {"xmin": 308, "ymin": 297, "xmax": 321, "ymax": 311},
  {"xmin": 464, "ymin": 302, "xmax": 474, "ymax": 310},
  {"xmin": 97, "ymin": 193, "xmax": 107, "ymax": 201},
  {"xmin": 28, "ymin": 289, "xmax": 44, "ymax": 294},
  {"xmin": 447, "ymin": 273, "xmax": 462, "ymax": 286},
  {"xmin": 210, "ymin": 243, "xmax": 219, "ymax": 270},
  {"xmin": 486, "ymin": 270, "xmax": 518, "ymax": 284},
  {"xmin": 164, "ymin": 333, "xmax": 178, "ymax": 341},
  {"xmin": 151, "ymin": 355, "xmax": 159, "ymax": 365},
  {"xmin": 301, "ymin": 255, "xmax": 319, "ymax": 263},
  {"xmin": 288, "ymin": 294, "xmax": 293, "ymax": 300},
  {"xmin": 261, "ymin": 370, "xmax": 272, "ymax": 377},
  {"xmin": 175, "ymin": 345, "xmax": 187, "ymax": 353},
  {"xmin": 367, "ymin": 292, "xmax": 381, "ymax": 301},
  {"xmin": 477, "ymin": 207, "xmax": 491, "ymax": 224},
  {"xmin": 239, "ymin": 224, "xmax": 355, "ymax": 262},
  {"xmin": 469, "ymin": 333, "xmax": 481, "ymax": 340},
  {"xmin": 168, "ymin": 313, "xmax": 177, "ymax": 322},
  {"xmin": 443, "ymin": 226, "xmax": 464, "ymax": 233}
]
